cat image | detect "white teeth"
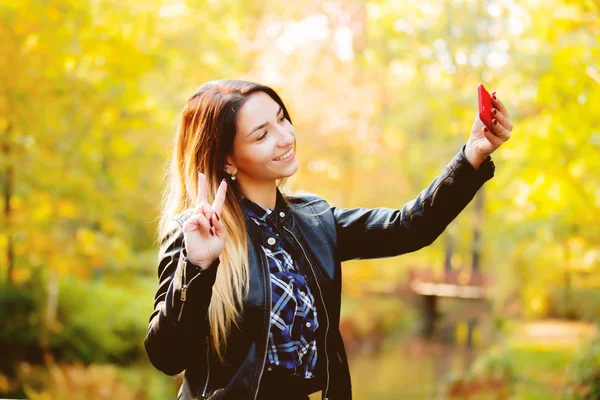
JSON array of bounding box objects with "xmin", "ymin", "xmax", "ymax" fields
[{"xmin": 274, "ymin": 149, "xmax": 293, "ymax": 161}]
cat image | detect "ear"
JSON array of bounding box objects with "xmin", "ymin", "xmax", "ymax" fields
[{"xmin": 224, "ymin": 155, "xmax": 237, "ymax": 175}]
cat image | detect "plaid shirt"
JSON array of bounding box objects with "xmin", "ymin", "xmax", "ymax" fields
[{"xmin": 240, "ymin": 196, "xmax": 319, "ymax": 379}]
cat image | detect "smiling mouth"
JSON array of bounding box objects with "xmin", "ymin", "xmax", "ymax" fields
[{"xmin": 273, "ymin": 149, "xmax": 294, "ymax": 161}]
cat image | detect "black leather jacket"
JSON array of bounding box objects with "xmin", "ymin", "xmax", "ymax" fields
[{"xmin": 144, "ymin": 146, "xmax": 495, "ymax": 400}]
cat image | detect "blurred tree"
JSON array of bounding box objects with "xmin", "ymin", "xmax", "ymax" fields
[{"xmin": 0, "ymin": 0, "xmax": 259, "ymax": 353}]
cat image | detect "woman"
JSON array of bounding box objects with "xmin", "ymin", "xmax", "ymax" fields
[{"xmin": 144, "ymin": 79, "xmax": 512, "ymax": 400}]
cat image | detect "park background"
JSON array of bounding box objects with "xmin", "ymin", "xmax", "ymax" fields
[{"xmin": 1, "ymin": 0, "xmax": 599, "ymax": 398}]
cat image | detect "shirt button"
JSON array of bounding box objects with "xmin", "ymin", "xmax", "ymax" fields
[
  {"xmin": 279, "ymin": 212, "xmax": 285, "ymax": 217},
  {"xmin": 306, "ymin": 322, "xmax": 311, "ymax": 328},
  {"xmin": 267, "ymin": 366, "xmax": 273, "ymax": 372},
  {"xmin": 267, "ymin": 237, "xmax": 276, "ymax": 246}
]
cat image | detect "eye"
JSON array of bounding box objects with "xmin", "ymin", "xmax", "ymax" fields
[
  {"xmin": 278, "ymin": 114, "xmax": 285, "ymax": 123},
  {"xmin": 257, "ymin": 131, "xmax": 268, "ymax": 141}
]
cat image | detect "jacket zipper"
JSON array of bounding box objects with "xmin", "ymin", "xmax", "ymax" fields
[
  {"xmin": 201, "ymin": 335, "xmax": 210, "ymax": 399},
  {"xmin": 252, "ymin": 250, "xmax": 272, "ymax": 400},
  {"xmin": 178, "ymin": 264, "xmax": 203, "ymax": 322},
  {"xmin": 178, "ymin": 256, "xmax": 189, "ymax": 322},
  {"xmin": 178, "ymin": 285, "xmax": 187, "ymax": 322},
  {"xmin": 179, "ymin": 262, "xmax": 211, "ymax": 399},
  {"xmin": 283, "ymin": 226, "xmax": 331, "ymax": 399}
]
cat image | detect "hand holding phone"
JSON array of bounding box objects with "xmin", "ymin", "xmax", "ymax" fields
[
  {"xmin": 466, "ymin": 84, "xmax": 513, "ymax": 168},
  {"xmin": 477, "ymin": 83, "xmax": 493, "ymax": 131}
]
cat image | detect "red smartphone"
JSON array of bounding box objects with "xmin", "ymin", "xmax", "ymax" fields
[{"xmin": 478, "ymin": 83, "xmax": 493, "ymax": 131}]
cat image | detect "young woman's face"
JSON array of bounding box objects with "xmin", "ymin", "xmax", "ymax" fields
[{"xmin": 227, "ymin": 91, "xmax": 298, "ymax": 183}]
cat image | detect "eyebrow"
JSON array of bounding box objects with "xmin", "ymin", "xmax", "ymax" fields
[{"xmin": 247, "ymin": 106, "xmax": 284, "ymax": 137}]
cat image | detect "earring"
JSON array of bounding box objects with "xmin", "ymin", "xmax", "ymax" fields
[{"xmin": 230, "ymin": 173, "xmax": 236, "ymax": 181}]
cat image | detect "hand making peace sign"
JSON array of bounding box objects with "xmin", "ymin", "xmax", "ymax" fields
[{"xmin": 182, "ymin": 173, "xmax": 228, "ymax": 269}]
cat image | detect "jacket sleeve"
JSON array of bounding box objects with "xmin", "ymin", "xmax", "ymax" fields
[
  {"xmin": 333, "ymin": 145, "xmax": 495, "ymax": 262},
  {"xmin": 144, "ymin": 217, "xmax": 219, "ymax": 376}
]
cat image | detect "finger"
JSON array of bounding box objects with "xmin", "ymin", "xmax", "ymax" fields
[
  {"xmin": 183, "ymin": 213, "xmax": 213, "ymax": 236},
  {"xmin": 491, "ymin": 107, "xmax": 513, "ymax": 131},
  {"xmin": 211, "ymin": 213, "xmax": 225, "ymax": 237},
  {"xmin": 212, "ymin": 179, "xmax": 228, "ymax": 216},
  {"xmin": 491, "ymin": 92, "xmax": 510, "ymax": 119},
  {"xmin": 483, "ymin": 126, "xmax": 504, "ymax": 148},
  {"xmin": 193, "ymin": 200, "xmax": 209, "ymax": 216},
  {"xmin": 197, "ymin": 172, "xmax": 207, "ymax": 205},
  {"xmin": 491, "ymin": 118, "xmax": 511, "ymax": 141},
  {"xmin": 200, "ymin": 202, "xmax": 215, "ymax": 227}
]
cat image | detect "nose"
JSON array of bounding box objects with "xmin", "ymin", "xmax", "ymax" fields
[{"xmin": 276, "ymin": 124, "xmax": 295, "ymax": 147}]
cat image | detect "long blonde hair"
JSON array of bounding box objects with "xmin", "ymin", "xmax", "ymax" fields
[{"xmin": 158, "ymin": 80, "xmax": 293, "ymax": 361}]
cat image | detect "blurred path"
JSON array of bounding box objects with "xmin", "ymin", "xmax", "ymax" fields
[{"xmin": 516, "ymin": 319, "xmax": 597, "ymax": 346}]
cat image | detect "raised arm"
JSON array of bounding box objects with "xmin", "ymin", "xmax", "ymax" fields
[
  {"xmin": 143, "ymin": 219, "xmax": 219, "ymax": 375},
  {"xmin": 144, "ymin": 174, "xmax": 227, "ymax": 375},
  {"xmin": 333, "ymin": 90, "xmax": 512, "ymax": 262},
  {"xmin": 333, "ymin": 146, "xmax": 495, "ymax": 262}
]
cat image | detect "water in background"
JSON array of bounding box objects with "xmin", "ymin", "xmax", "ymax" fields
[{"xmin": 311, "ymin": 334, "xmax": 478, "ymax": 400}]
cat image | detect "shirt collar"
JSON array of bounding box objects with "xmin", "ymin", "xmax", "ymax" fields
[
  {"xmin": 240, "ymin": 197, "xmax": 271, "ymax": 221},
  {"xmin": 239, "ymin": 188, "xmax": 287, "ymax": 222}
]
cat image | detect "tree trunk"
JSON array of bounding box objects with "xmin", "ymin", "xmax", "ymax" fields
[
  {"xmin": 41, "ymin": 270, "xmax": 59, "ymax": 350},
  {"xmin": 444, "ymin": 233, "xmax": 454, "ymax": 272},
  {"xmin": 2, "ymin": 121, "xmax": 14, "ymax": 285},
  {"xmin": 471, "ymin": 189, "xmax": 484, "ymax": 272}
]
